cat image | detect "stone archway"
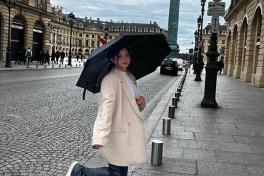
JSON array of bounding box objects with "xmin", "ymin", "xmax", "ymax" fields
[
  {"xmin": 250, "ymin": 7, "xmax": 262, "ymax": 85},
  {"xmin": 11, "ymin": 15, "xmax": 26, "ymax": 62},
  {"xmin": 32, "ymin": 20, "xmax": 45, "ymax": 61}
]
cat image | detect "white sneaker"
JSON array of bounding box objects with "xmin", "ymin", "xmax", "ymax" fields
[{"xmin": 66, "ymin": 161, "xmax": 79, "ymax": 176}]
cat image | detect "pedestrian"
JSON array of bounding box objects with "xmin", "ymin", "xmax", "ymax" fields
[
  {"xmin": 25, "ymin": 47, "xmax": 32, "ymax": 65},
  {"xmin": 66, "ymin": 48, "xmax": 148, "ymax": 176},
  {"xmin": 56, "ymin": 50, "xmax": 60, "ymax": 64},
  {"xmin": 60, "ymin": 50, "xmax": 65, "ymax": 65},
  {"xmin": 217, "ymin": 59, "xmax": 224, "ymax": 74},
  {"xmin": 51, "ymin": 49, "xmax": 56, "ymax": 64},
  {"xmin": 45, "ymin": 50, "xmax": 50, "ymax": 65},
  {"xmin": 76, "ymin": 54, "xmax": 79, "ymax": 62},
  {"xmin": 80, "ymin": 53, "xmax": 83, "ymax": 62}
]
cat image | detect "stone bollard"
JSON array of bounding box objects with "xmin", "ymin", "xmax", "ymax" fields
[
  {"xmin": 172, "ymin": 98, "xmax": 178, "ymax": 108},
  {"xmin": 151, "ymin": 140, "xmax": 163, "ymax": 166},
  {"xmin": 163, "ymin": 118, "xmax": 171, "ymax": 135},
  {"xmin": 168, "ymin": 106, "xmax": 175, "ymax": 118}
]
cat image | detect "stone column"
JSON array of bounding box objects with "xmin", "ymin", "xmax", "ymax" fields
[
  {"xmin": 0, "ymin": 7, "xmax": 10, "ymax": 64},
  {"xmin": 227, "ymin": 30, "xmax": 236, "ymax": 76},
  {"xmin": 254, "ymin": 17, "xmax": 264, "ymax": 88},
  {"xmin": 241, "ymin": 25, "xmax": 255, "ymax": 82},
  {"xmin": 233, "ymin": 30, "xmax": 243, "ymax": 79},
  {"xmin": 224, "ymin": 34, "xmax": 231, "ymax": 74}
]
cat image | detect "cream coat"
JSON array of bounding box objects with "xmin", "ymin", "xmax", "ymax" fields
[{"xmin": 92, "ymin": 68, "xmax": 148, "ymax": 166}]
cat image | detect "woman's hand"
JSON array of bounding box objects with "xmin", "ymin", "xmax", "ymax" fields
[
  {"xmin": 92, "ymin": 144, "xmax": 102, "ymax": 149},
  {"xmin": 136, "ymin": 96, "xmax": 146, "ymax": 111}
]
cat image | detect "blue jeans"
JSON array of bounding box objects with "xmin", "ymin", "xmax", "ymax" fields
[{"xmin": 72, "ymin": 163, "xmax": 128, "ymax": 176}]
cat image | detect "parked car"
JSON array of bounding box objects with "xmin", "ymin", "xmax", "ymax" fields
[{"xmin": 160, "ymin": 58, "xmax": 178, "ymax": 75}]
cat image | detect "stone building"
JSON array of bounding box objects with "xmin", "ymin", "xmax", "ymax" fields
[
  {"xmin": 202, "ymin": 23, "xmax": 227, "ymax": 63},
  {"xmin": 0, "ymin": 1, "xmax": 162, "ymax": 65},
  {"xmin": 50, "ymin": 6, "xmax": 162, "ymax": 58},
  {"xmin": 224, "ymin": 0, "xmax": 264, "ymax": 88},
  {"xmin": 0, "ymin": 0, "xmax": 53, "ymax": 64}
]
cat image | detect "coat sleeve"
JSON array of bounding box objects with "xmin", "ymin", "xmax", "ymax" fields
[{"xmin": 92, "ymin": 75, "xmax": 117, "ymax": 146}]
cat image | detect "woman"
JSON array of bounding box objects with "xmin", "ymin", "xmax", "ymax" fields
[{"xmin": 66, "ymin": 48, "xmax": 148, "ymax": 176}]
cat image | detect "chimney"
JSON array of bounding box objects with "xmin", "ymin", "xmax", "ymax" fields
[
  {"xmin": 150, "ymin": 21, "xmax": 152, "ymax": 24},
  {"xmin": 97, "ymin": 18, "xmax": 100, "ymax": 22}
]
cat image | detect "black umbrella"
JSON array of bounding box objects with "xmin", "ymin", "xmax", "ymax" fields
[{"xmin": 76, "ymin": 33, "xmax": 171, "ymax": 97}]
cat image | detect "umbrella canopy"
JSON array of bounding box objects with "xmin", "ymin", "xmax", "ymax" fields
[{"xmin": 76, "ymin": 33, "xmax": 171, "ymax": 94}]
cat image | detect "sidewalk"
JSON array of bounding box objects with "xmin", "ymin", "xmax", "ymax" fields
[
  {"xmin": 0, "ymin": 58, "xmax": 85, "ymax": 71},
  {"xmin": 132, "ymin": 71, "xmax": 264, "ymax": 176}
]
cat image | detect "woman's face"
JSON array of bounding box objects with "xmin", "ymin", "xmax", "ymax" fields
[{"xmin": 113, "ymin": 48, "xmax": 131, "ymax": 71}]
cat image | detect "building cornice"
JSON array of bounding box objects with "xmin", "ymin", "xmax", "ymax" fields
[
  {"xmin": 225, "ymin": 0, "xmax": 249, "ymax": 21},
  {"xmin": 15, "ymin": 2, "xmax": 54, "ymax": 18}
]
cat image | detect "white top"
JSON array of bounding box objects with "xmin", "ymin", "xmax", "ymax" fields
[{"xmin": 118, "ymin": 70, "xmax": 140, "ymax": 98}]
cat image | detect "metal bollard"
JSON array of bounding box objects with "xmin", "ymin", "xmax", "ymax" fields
[
  {"xmin": 52, "ymin": 64, "xmax": 54, "ymax": 68},
  {"xmin": 36, "ymin": 64, "xmax": 38, "ymax": 69},
  {"xmin": 44, "ymin": 64, "xmax": 47, "ymax": 69},
  {"xmin": 163, "ymin": 118, "xmax": 171, "ymax": 135},
  {"xmin": 172, "ymin": 98, "xmax": 178, "ymax": 107},
  {"xmin": 65, "ymin": 64, "xmax": 67, "ymax": 67},
  {"xmin": 76, "ymin": 64, "xmax": 78, "ymax": 67},
  {"xmin": 175, "ymin": 92, "xmax": 180, "ymax": 101},
  {"xmin": 59, "ymin": 64, "xmax": 61, "ymax": 68},
  {"xmin": 151, "ymin": 140, "xmax": 163, "ymax": 166},
  {"xmin": 177, "ymin": 88, "xmax": 181, "ymax": 94},
  {"xmin": 26, "ymin": 64, "xmax": 30, "ymax": 68},
  {"xmin": 168, "ymin": 106, "xmax": 175, "ymax": 119}
]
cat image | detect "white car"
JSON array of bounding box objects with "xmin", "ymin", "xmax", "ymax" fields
[{"xmin": 172, "ymin": 58, "xmax": 183, "ymax": 71}]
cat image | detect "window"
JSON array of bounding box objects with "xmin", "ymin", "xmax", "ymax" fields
[
  {"xmin": 91, "ymin": 41, "xmax": 95, "ymax": 47},
  {"xmin": 86, "ymin": 40, "xmax": 89, "ymax": 46},
  {"xmin": 92, "ymin": 34, "xmax": 95, "ymax": 38},
  {"xmin": 222, "ymin": 40, "xmax": 225, "ymax": 44},
  {"xmin": 79, "ymin": 33, "xmax": 83, "ymax": 37},
  {"xmin": 35, "ymin": 0, "xmax": 43, "ymax": 9},
  {"xmin": 79, "ymin": 40, "xmax": 82, "ymax": 46}
]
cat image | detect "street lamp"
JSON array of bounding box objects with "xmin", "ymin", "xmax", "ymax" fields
[
  {"xmin": 3, "ymin": 0, "xmax": 19, "ymax": 67},
  {"xmin": 193, "ymin": 30, "xmax": 199, "ymax": 73},
  {"xmin": 194, "ymin": 0, "xmax": 206, "ymax": 81},
  {"xmin": 48, "ymin": 23, "xmax": 60, "ymax": 48},
  {"xmin": 68, "ymin": 12, "xmax": 75, "ymax": 66}
]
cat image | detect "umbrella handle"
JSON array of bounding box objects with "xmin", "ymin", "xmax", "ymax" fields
[{"xmin": 83, "ymin": 89, "xmax": 86, "ymax": 100}]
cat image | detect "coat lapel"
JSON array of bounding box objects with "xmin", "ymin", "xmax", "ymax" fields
[{"xmin": 113, "ymin": 69, "xmax": 141, "ymax": 117}]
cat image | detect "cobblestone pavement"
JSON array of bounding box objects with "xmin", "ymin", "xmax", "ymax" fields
[{"xmin": 0, "ymin": 68, "xmax": 179, "ymax": 176}]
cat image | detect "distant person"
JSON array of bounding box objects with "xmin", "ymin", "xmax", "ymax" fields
[
  {"xmin": 51, "ymin": 50, "xmax": 56, "ymax": 64},
  {"xmin": 56, "ymin": 50, "xmax": 60, "ymax": 64},
  {"xmin": 217, "ymin": 59, "xmax": 224, "ymax": 74},
  {"xmin": 25, "ymin": 47, "xmax": 32, "ymax": 65},
  {"xmin": 45, "ymin": 50, "xmax": 50, "ymax": 65},
  {"xmin": 60, "ymin": 50, "xmax": 65, "ymax": 65}
]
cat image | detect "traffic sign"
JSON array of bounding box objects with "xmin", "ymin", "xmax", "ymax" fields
[
  {"xmin": 208, "ymin": 1, "xmax": 225, "ymax": 16},
  {"xmin": 211, "ymin": 16, "xmax": 219, "ymax": 33}
]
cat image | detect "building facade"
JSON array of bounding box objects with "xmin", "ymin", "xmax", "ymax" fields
[
  {"xmin": 202, "ymin": 24, "xmax": 227, "ymax": 63},
  {"xmin": 224, "ymin": 0, "xmax": 264, "ymax": 88},
  {"xmin": 0, "ymin": 1, "xmax": 162, "ymax": 65},
  {"xmin": 0, "ymin": 0, "xmax": 53, "ymax": 64},
  {"xmin": 50, "ymin": 6, "xmax": 162, "ymax": 58}
]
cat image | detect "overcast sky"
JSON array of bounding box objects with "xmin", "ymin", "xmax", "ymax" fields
[{"xmin": 50, "ymin": 0, "xmax": 231, "ymax": 53}]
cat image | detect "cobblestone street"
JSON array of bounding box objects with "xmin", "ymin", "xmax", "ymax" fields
[{"xmin": 0, "ymin": 68, "xmax": 179, "ymax": 176}]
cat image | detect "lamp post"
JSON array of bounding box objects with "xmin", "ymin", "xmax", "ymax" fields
[
  {"xmin": 201, "ymin": 0, "xmax": 225, "ymax": 108},
  {"xmin": 3, "ymin": 0, "xmax": 18, "ymax": 68},
  {"xmin": 49, "ymin": 23, "xmax": 60, "ymax": 49},
  {"xmin": 68, "ymin": 12, "xmax": 75, "ymax": 66},
  {"xmin": 193, "ymin": 17, "xmax": 201, "ymax": 74},
  {"xmin": 194, "ymin": 0, "xmax": 206, "ymax": 81}
]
